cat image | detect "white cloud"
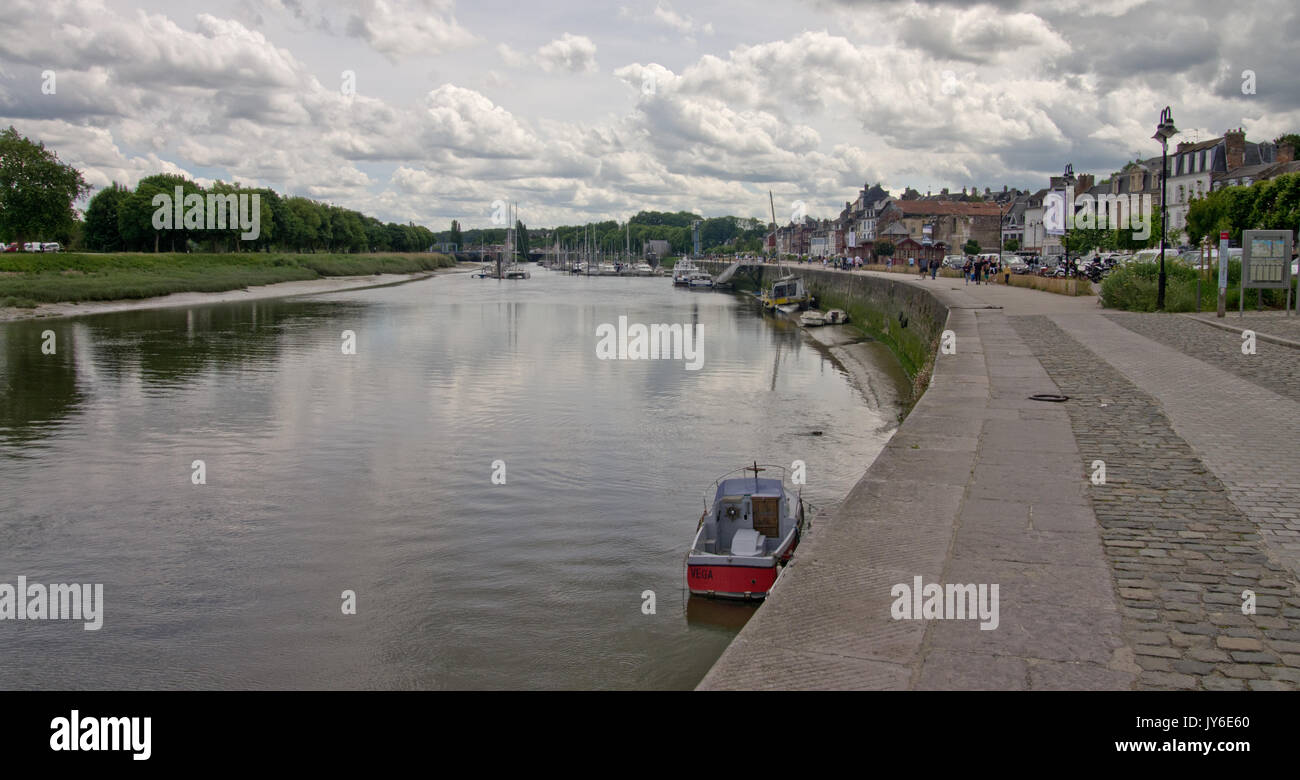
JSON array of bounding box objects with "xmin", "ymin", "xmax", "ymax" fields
[
  {"xmin": 536, "ymin": 34, "xmax": 599, "ymax": 74},
  {"xmin": 652, "ymin": 2, "xmax": 713, "ymax": 36},
  {"xmin": 345, "ymin": 0, "xmax": 475, "ymax": 60},
  {"xmin": 1, "ymin": 0, "xmax": 1298, "ymax": 229}
]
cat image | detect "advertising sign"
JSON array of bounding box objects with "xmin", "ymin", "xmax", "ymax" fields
[{"xmin": 1241, "ymin": 230, "xmax": 1292, "ymax": 289}]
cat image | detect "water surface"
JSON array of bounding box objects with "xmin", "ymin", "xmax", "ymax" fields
[{"xmin": 0, "ymin": 268, "xmax": 906, "ymax": 689}]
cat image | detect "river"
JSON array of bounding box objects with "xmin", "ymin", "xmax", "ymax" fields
[{"xmin": 0, "ymin": 267, "xmax": 907, "ymax": 689}]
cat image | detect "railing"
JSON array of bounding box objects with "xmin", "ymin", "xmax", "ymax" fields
[{"xmin": 702, "ymin": 463, "xmax": 792, "ymax": 508}]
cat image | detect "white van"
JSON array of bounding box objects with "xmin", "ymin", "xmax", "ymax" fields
[{"xmin": 41, "ymin": 242, "xmax": 61, "ymax": 253}]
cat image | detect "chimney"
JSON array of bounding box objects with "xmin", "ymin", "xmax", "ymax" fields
[
  {"xmin": 1279, "ymin": 143, "xmax": 1295, "ymax": 164},
  {"xmin": 1176, "ymin": 141, "xmax": 1192, "ymax": 153},
  {"xmin": 1224, "ymin": 128, "xmax": 1246, "ymax": 171},
  {"xmin": 1076, "ymin": 173, "xmax": 1094, "ymax": 194},
  {"xmin": 1003, "ymin": 184, "xmax": 1008, "ymax": 192}
]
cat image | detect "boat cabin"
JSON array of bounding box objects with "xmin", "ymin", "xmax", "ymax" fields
[{"xmin": 698, "ymin": 477, "xmax": 787, "ymax": 557}]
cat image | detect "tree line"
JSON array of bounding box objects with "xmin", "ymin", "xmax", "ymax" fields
[
  {"xmin": 1186, "ymin": 172, "xmax": 1300, "ymax": 245},
  {"xmin": 83, "ymin": 174, "xmax": 438, "ymax": 253},
  {"xmin": 524, "ymin": 212, "xmax": 767, "ymax": 255},
  {"xmin": 0, "ymin": 125, "xmax": 440, "ymax": 253}
]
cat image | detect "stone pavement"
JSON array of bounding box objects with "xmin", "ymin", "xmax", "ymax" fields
[
  {"xmin": 698, "ymin": 269, "xmax": 1300, "ymax": 690},
  {"xmin": 1019, "ymin": 315, "xmax": 1300, "ymax": 689},
  {"xmin": 1187, "ymin": 310, "xmax": 1300, "ymax": 347}
]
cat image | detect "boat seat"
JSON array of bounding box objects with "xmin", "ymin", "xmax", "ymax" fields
[{"xmin": 729, "ymin": 529, "xmax": 766, "ymax": 557}]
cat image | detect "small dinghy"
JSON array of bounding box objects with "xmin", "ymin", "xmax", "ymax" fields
[
  {"xmin": 686, "ymin": 463, "xmax": 806, "ymax": 600},
  {"xmin": 824, "ymin": 309, "xmax": 849, "ymax": 324},
  {"xmin": 799, "ymin": 309, "xmax": 827, "ymax": 327}
]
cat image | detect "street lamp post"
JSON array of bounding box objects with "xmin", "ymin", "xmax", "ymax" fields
[
  {"xmin": 1061, "ymin": 164, "xmax": 1075, "ymax": 278},
  {"xmin": 1152, "ymin": 107, "xmax": 1178, "ymax": 310}
]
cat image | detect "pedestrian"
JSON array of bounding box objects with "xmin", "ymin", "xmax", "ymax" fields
[
  {"xmin": 930, "ymin": 260, "xmax": 938, "ymax": 280},
  {"xmin": 963, "ymin": 257, "xmax": 971, "ymax": 285},
  {"xmin": 919, "ymin": 258, "xmax": 927, "ymax": 277}
]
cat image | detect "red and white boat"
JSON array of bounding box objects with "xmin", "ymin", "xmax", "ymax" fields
[{"xmin": 686, "ymin": 463, "xmax": 806, "ymax": 600}]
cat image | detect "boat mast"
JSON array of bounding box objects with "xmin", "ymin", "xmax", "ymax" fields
[{"xmin": 769, "ymin": 190, "xmax": 781, "ymax": 273}]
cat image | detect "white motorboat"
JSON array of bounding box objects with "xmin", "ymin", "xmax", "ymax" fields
[
  {"xmin": 686, "ymin": 463, "xmax": 806, "ymax": 600},
  {"xmin": 687, "ymin": 271, "xmax": 714, "ymax": 288},
  {"xmin": 672, "ymin": 258, "xmax": 698, "ymax": 285}
]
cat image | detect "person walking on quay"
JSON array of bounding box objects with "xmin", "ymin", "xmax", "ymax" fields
[
  {"xmin": 963, "ymin": 257, "xmax": 971, "ymax": 285},
  {"xmin": 918, "ymin": 258, "xmax": 927, "ymax": 278},
  {"xmin": 930, "ymin": 259, "xmax": 938, "ymax": 280}
]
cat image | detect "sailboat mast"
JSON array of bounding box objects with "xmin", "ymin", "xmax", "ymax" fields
[{"xmin": 769, "ymin": 190, "xmax": 778, "ymax": 267}]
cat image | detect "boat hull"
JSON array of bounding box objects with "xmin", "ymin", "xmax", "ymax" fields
[{"xmin": 686, "ymin": 561, "xmax": 780, "ymax": 600}]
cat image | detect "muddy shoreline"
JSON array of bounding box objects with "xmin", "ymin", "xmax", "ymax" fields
[{"xmin": 0, "ymin": 265, "xmax": 470, "ymax": 322}]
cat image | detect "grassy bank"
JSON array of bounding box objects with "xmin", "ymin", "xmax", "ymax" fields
[
  {"xmin": 0, "ymin": 252, "xmax": 457, "ymax": 306},
  {"xmin": 1100, "ymin": 260, "xmax": 1290, "ymax": 312}
]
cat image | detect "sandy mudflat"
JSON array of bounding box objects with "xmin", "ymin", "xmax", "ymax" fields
[
  {"xmin": 0, "ymin": 266, "xmax": 469, "ymax": 322},
  {"xmin": 802, "ymin": 321, "xmax": 910, "ymax": 418}
]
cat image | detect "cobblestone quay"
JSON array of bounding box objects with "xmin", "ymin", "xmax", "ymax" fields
[{"xmin": 698, "ymin": 269, "xmax": 1300, "ymax": 690}]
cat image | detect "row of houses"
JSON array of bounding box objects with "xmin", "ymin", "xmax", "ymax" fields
[
  {"xmin": 769, "ymin": 183, "xmax": 1016, "ymax": 263},
  {"xmin": 769, "ymin": 129, "xmax": 1298, "ymax": 261}
]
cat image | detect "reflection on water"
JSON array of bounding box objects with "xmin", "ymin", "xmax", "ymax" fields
[
  {"xmin": 0, "ymin": 268, "xmax": 907, "ymax": 689},
  {"xmin": 685, "ymin": 595, "xmax": 760, "ymax": 632}
]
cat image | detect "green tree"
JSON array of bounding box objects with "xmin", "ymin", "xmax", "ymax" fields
[
  {"xmin": 119, "ymin": 173, "xmax": 202, "ymax": 252},
  {"xmin": 449, "ymin": 219, "xmax": 462, "ymax": 251},
  {"xmin": 1274, "ymin": 133, "xmax": 1300, "ymax": 151},
  {"xmin": 1249, "ymin": 173, "xmax": 1300, "ymax": 232},
  {"xmin": 963, "ymin": 239, "xmax": 981, "ymax": 255},
  {"xmin": 515, "ymin": 219, "xmax": 529, "ymax": 257},
  {"xmin": 83, "ymin": 182, "xmax": 130, "ymax": 251},
  {"xmin": 0, "ymin": 126, "xmax": 89, "ymax": 243},
  {"xmin": 1065, "ymin": 225, "xmax": 1115, "ymax": 256},
  {"xmin": 874, "ymin": 240, "xmax": 894, "ymax": 257},
  {"xmin": 1004, "ymin": 238, "xmax": 1019, "ymax": 251}
]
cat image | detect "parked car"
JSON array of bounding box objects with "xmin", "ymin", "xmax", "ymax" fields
[
  {"xmin": 41, "ymin": 242, "xmax": 61, "ymax": 253},
  {"xmin": 1, "ymin": 242, "xmax": 19, "ymax": 253},
  {"xmin": 943, "ymin": 254, "xmax": 966, "ymax": 269},
  {"xmin": 1126, "ymin": 248, "xmax": 1160, "ymax": 265}
]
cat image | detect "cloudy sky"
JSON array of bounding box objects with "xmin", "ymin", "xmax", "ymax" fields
[{"xmin": 1, "ymin": 0, "xmax": 1296, "ymax": 229}]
